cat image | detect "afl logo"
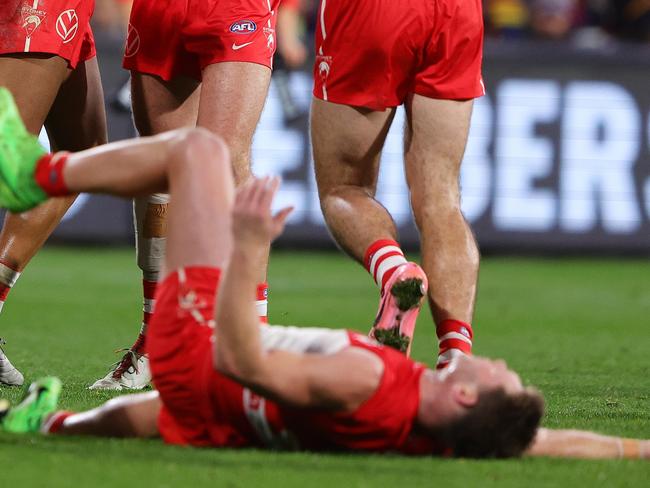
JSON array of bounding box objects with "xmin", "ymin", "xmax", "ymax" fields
[
  {"xmin": 229, "ymin": 19, "xmax": 257, "ymax": 34},
  {"xmin": 56, "ymin": 10, "xmax": 78, "ymax": 44}
]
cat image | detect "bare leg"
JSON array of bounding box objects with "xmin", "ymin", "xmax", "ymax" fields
[
  {"xmin": 124, "ymin": 73, "xmax": 199, "ymax": 367},
  {"xmin": 311, "ymin": 98, "xmax": 397, "ymax": 260},
  {"xmin": 130, "ymin": 73, "xmax": 200, "ymax": 280},
  {"xmin": 92, "ymin": 63, "xmax": 270, "ymax": 390},
  {"xmin": 161, "ymin": 129, "xmax": 234, "ymax": 273},
  {"xmin": 62, "ymin": 130, "xmax": 191, "ymax": 195},
  {"xmin": 0, "ymin": 54, "xmax": 106, "ymax": 385},
  {"xmin": 403, "ymin": 96, "xmax": 478, "ymax": 325},
  {"xmin": 197, "ymin": 62, "xmax": 272, "ymax": 281},
  {"xmin": 57, "ymin": 130, "xmax": 235, "ymax": 437},
  {"xmin": 0, "ymin": 55, "xmax": 107, "ymax": 270},
  {"xmin": 131, "ymin": 73, "xmax": 200, "ymax": 135},
  {"xmin": 59, "ymin": 127, "xmax": 233, "ymax": 269},
  {"xmin": 57, "ymin": 391, "xmax": 161, "ymax": 438}
]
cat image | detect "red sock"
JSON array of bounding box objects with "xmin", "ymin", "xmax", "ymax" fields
[
  {"xmin": 256, "ymin": 283, "xmax": 268, "ymax": 323},
  {"xmin": 132, "ymin": 279, "xmax": 157, "ymax": 354},
  {"xmin": 33, "ymin": 153, "xmax": 71, "ymax": 197},
  {"xmin": 363, "ymin": 239, "xmax": 408, "ymax": 292},
  {"xmin": 42, "ymin": 411, "xmax": 74, "ymax": 434},
  {"xmin": 0, "ymin": 261, "xmax": 20, "ymax": 313},
  {"xmin": 436, "ymin": 319, "xmax": 473, "ymax": 368}
]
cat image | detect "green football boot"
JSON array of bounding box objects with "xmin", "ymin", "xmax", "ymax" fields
[
  {"xmin": 0, "ymin": 377, "xmax": 62, "ymax": 433},
  {"xmin": 0, "ymin": 87, "xmax": 48, "ymax": 212}
]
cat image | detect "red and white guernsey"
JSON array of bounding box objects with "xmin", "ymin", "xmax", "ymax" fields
[
  {"xmin": 150, "ymin": 268, "xmax": 440, "ymax": 455},
  {"xmin": 282, "ymin": 332, "xmax": 431, "ymax": 453}
]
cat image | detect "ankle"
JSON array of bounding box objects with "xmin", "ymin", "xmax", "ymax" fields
[{"xmin": 363, "ymin": 239, "xmax": 407, "ymax": 292}]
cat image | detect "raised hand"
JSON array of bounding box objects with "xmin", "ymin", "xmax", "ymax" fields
[{"xmin": 232, "ymin": 176, "xmax": 293, "ymax": 248}]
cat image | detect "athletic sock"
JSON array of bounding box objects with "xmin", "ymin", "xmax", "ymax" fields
[
  {"xmin": 256, "ymin": 283, "xmax": 269, "ymax": 323},
  {"xmin": 131, "ymin": 279, "xmax": 157, "ymax": 354},
  {"xmin": 363, "ymin": 239, "xmax": 408, "ymax": 293},
  {"xmin": 436, "ymin": 319, "xmax": 473, "ymax": 369},
  {"xmin": 33, "ymin": 153, "xmax": 71, "ymax": 197},
  {"xmin": 41, "ymin": 411, "xmax": 73, "ymax": 434},
  {"xmin": 133, "ymin": 194, "xmax": 169, "ymax": 355},
  {"xmin": 0, "ymin": 262, "xmax": 20, "ymax": 313}
]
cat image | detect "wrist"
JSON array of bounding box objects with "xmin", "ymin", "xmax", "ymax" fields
[{"xmin": 231, "ymin": 242, "xmax": 268, "ymax": 271}]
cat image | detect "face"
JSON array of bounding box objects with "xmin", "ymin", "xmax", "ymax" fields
[{"xmin": 441, "ymin": 355, "xmax": 523, "ymax": 394}]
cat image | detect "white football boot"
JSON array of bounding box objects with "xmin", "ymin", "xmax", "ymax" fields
[
  {"xmin": 0, "ymin": 338, "xmax": 24, "ymax": 386},
  {"xmin": 89, "ymin": 349, "xmax": 151, "ymax": 390}
]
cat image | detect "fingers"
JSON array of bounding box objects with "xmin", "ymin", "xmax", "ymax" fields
[
  {"xmin": 260, "ymin": 176, "xmax": 281, "ymax": 210},
  {"xmin": 238, "ymin": 175, "xmax": 281, "ymax": 212},
  {"xmin": 273, "ymin": 206, "xmax": 294, "ymax": 225},
  {"xmin": 235, "ymin": 177, "xmax": 255, "ymax": 205},
  {"xmin": 248, "ymin": 176, "xmax": 267, "ymax": 207},
  {"xmin": 271, "ymin": 206, "xmax": 294, "ymax": 240}
]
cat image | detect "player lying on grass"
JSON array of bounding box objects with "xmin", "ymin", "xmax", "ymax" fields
[{"xmin": 0, "ymin": 89, "xmax": 647, "ymax": 459}]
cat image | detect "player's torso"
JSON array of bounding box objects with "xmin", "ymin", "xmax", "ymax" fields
[{"xmin": 209, "ymin": 329, "xmax": 431, "ymax": 453}]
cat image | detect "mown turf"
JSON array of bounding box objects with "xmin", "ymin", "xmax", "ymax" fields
[{"xmin": 1, "ymin": 248, "xmax": 649, "ymax": 486}]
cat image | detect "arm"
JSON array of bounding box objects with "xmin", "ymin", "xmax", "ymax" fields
[
  {"xmin": 526, "ymin": 428, "xmax": 649, "ymax": 460},
  {"xmin": 214, "ymin": 177, "xmax": 381, "ymax": 409},
  {"xmin": 277, "ymin": 0, "xmax": 307, "ymax": 68}
]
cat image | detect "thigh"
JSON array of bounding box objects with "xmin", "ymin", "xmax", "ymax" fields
[
  {"xmin": 311, "ymin": 97, "xmax": 395, "ymax": 195},
  {"xmin": 45, "ymin": 57, "xmax": 108, "ymax": 150},
  {"xmin": 198, "ymin": 62, "xmax": 271, "ymax": 184},
  {"xmin": 196, "ymin": 61, "xmax": 271, "ymax": 182},
  {"xmin": 131, "ymin": 72, "xmax": 200, "ymax": 136},
  {"xmin": 0, "ymin": 54, "xmax": 69, "ymax": 133},
  {"xmin": 148, "ymin": 267, "xmax": 220, "ymax": 444},
  {"xmin": 403, "ymin": 95, "xmax": 473, "ymax": 197}
]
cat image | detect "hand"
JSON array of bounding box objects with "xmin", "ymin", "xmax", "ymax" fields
[
  {"xmin": 279, "ymin": 39, "xmax": 307, "ymax": 69},
  {"xmin": 232, "ymin": 176, "xmax": 293, "ymax": 248}
]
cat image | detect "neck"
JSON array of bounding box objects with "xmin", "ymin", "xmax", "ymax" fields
[{"xmin": 416, "ymin": 368, "xmax": 456, "ymax": 430}]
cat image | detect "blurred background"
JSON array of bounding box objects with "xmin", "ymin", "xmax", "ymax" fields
[{"xmin": 42, "ymin": 0, "xmax": 650, "ymax": 254}]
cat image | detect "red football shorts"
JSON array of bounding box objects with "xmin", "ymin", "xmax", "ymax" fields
[
  {"xmin": 149, "ymin": 266, "xmax": 267, "ymax": 447},
  {"xmin": 0, "ymin": 0, "xmax": 96, "ymax": 69},
  {"xmin": 313, "ymin": 0, "xmax": 485, "ymax": 110},
  {"xmin": 123, "ymin": 0, "xmax": 280, "ymax": 81}
]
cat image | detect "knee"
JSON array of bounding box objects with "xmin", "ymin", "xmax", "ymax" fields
[
  {"xmin": 318, "ymin": 185, "xmax": 351, "ymax": 213},
  {"xmin": 169, "ymin": 128, "xmax": 230, "ymax": 173},
  {"xmin": 410, "ymin": 189, "xmax": 462, "ymax": 230}
]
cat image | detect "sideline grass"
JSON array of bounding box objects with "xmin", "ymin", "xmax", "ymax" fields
[{"xmin": 1, "ymin": 248, "xmax": 648, "ymax": 486}]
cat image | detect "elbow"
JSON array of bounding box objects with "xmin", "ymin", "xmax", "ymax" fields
[{"xmin": 213, "ymin": 346, "xmax": 240, "ymax": 377}]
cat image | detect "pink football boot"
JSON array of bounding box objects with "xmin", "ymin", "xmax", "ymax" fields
[{"xmin": 369, "ymin": 262, "xmax": 428, "ymax": 357}]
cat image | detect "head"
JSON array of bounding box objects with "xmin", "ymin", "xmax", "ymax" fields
[{"xmin": 421, "ymin": 355, "xmax": 544, "ymax": 458}]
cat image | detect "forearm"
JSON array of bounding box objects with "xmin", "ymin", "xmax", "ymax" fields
[
  {"xmin": 214, "ymin": 244, "xmax": 267, "ymax": 380},
  {"xmin": 526, "ymin": 428, "xmax": 650, "ymax": 460}
]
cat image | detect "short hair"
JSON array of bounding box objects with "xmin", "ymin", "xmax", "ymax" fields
[{"xmin": 438, "ymin": 388, "xmax": 544, "ymax": 458}]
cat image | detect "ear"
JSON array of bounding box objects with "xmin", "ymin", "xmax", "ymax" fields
[{"xmin": 451, "ymin": 382, "xmax": 479, "ymax": 408}]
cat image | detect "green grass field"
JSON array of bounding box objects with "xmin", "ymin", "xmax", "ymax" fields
[{"xmin": 0, "ymin": 248, "xmax": 648, "ymax": 486}]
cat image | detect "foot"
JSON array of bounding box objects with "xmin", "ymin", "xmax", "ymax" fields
[
  {"xmin": 0, "ymin": 339, "xmax": 24, "ymax": 386},
  {"xmin": 89, "ymin": 348, "xmax": 151, "ymax": 390},
  {"xmin": 0, "ymin": 377, "xmax": 61, "ymax": 433},
  {"xmin": 0, "ymin": 87, "xmax": 48, "ymax": 213},
  {"xmin": 369, "ymin": 262, "xmax": 428, "ymax": 357}
]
